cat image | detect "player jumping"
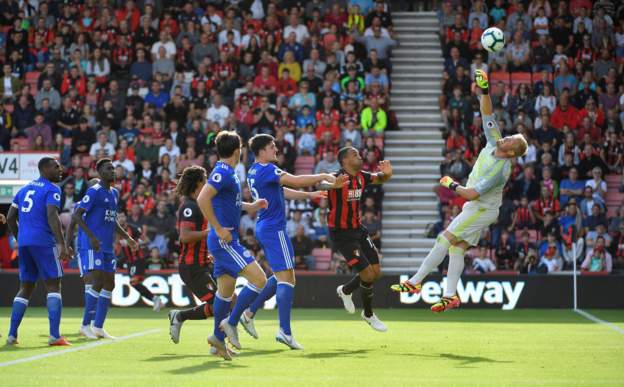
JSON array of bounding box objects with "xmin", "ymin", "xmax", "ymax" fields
[
  {"xmin": 325, "ymin": 147, "xmax": 393, "ymax": 331},
  {"xmin": 391, "ymin": 70, "xmax": 528, "ymax": 312},
  {"xmin": 197, "ymin": 131, "xmax": 269, "ymax": 360},
  {"xmin": 168, "ymin": 165, "xmax": 220, "ymax": 344},
  {"xmin": 71, "ymin": 159, "xmax": 138, "ymax": 338},
  {"xmin": 236, "ymin": 134, "xmax": 339, "ymax": 350},
  {"xmin": 6, "ymin": 157, "xmax": 72, "ymax": 346}
]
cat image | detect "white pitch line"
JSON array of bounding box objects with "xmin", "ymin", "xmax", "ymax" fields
[
  {"xmin": 575, "ymin": 309, "xmax": 624, "ymax": 335},
  {"xmin": 0, "ymin": 329, "xmax": 161, "ymax": 367}
]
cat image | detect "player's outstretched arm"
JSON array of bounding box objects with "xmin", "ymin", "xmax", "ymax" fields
[
  {"xmin": 242, "ymin": 199, "xmax": 268, "ymax": 212},
  {"xmin": 439, "ymin": 176, "xmax": 480, "ymax": 201},
  {"xmin": 317, "ymin": 174, "xmax": 349, "ymax": 190},
  {"xmin": 371, "ymin": 160, "xmax": 393, "ymax": 185},
  {"xmin": 283, "ymin": 187, "xmax": 328, "ymax": 200},
  {"xmin": 48, "ymin": 205, "xmax": 71, "ymax": 260},
  {"xmin": 197, "ymin": 184, "xmax": 233, "ymax": 243},
  {"xmin": 6, "ymin": 205, "xmax": 18, "ymax": 239},
  {"xmin": 475, "ymin": 69, "xmax": 501, "ymax": 146},
  {"xmin": 280, "ymin": 172, "xmax": 336, "ymax": 189}
]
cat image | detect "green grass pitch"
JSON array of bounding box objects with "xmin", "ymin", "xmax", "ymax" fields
[{"xmin": 1, "ymin": 308, "xmax": 623, "ymax": 386}]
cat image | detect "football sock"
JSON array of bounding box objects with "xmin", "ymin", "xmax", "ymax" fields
[
  {"xmin": 93, "ymin": 289, "xmax": 112, "ymax": 329},
  {"xmin": 409, "ymin": 234, "xmax": 451, "ymax": 284},
  {"xmin": 360, "ymin": 282, "xmax": 374, "ymax": 318},
  {"xmin": 444, "ymin": 246, "xmax": 466, "ymax": 297},
  {"xmin": 228, "ymin": 283, "xmax": 261, "ymax": 326},
  {"xmin": 249, "ymin": 275, "xmax": 277, "ymax": 315},
  {"xmin": 342, "ymin": 275, "xmax": 361, "ymax": 295},
  {"xmin": 213, "ymin": 293, "xmax": 232, "ymax": 341},
  {"xmin": 9, "ymin": 297, "xmax": 28, "ymax": 338},
  {"xmin": 133, "ymin": 283, "xmax": 154, "ymax": 299},
  {"xmin": 82, "ymin": 285, "xmax": 99, "ymax": 326},
  {"xmin": 46, "ymin": 293, "xmax": 62, "ymax": 339},
  {"xmin": 276, "ymin": 282, "xmax": 295, "ymax": 336},
  {"xmin": 179, "ymin": 303, "xmax": 211, "ymax": 321}
]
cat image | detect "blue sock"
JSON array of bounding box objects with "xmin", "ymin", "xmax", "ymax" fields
[
  {"xmin": 82, "ymin": 286, "xmax": 99, "ymax": 326},
  {"xmin": 276, "ymin": 282, "xmax": 295, "ymax": 336},
  {"xmin": 213, "ymin": 293, "xmax": 232, "ymax": 341},
  {"xmin": 249, "ymin": 275, "xmax": 277, "ymax": 315},
  {"xmin": 228, "ymin": 283, "xmax": 261, "ymax": 326},
  {"xmin": 93, "ymin": 289, "xmax": 112, "ymax": 329},
  {"xmin": 9, "ymin": 297, "xmax": 29, "ymax": 338},
  {"xmin": 46, "ymin": 293, "xmax": 62, "ymax": 339}
]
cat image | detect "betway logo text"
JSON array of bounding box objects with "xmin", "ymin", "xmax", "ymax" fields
[
  {"xmin": 111, "ymin": 274, "xmax": 276, "ymax": 309},
  {"xmin": 398, "ymin": 275, "xmax": 525, "ymax": 310}
]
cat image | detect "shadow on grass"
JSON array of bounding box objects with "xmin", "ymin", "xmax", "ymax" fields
[
  {"xmin": 167, "ymin": 360, "xmax": 247, "ymax": 374},
  {"xmin": 145, "ymin": 353, "xmax": 209, "ymax": 362},
  {"xmin": 399, "ymin": 352, "xmax": 514, "ymax": 367},
  {"xmin": 303, "ymin": 348, "xmax": 371, "ymax": 359}
]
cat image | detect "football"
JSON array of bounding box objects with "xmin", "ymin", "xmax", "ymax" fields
[{"xmin": 481, "ymin": 27, "xmax": 506, "ymax": 53}]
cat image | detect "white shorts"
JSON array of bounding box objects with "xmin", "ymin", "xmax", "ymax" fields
[{"xmin": 446, "ymin": 202, "xmax": 499, "ymax": 246}]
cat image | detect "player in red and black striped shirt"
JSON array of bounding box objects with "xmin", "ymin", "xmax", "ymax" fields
[
  {"xmin": 322, "ymin": 146, "xmax": 392, "ymax": 331},
  {"xmin": 168, "ymin": 166, "xmax": 219, "ymax": 344}
]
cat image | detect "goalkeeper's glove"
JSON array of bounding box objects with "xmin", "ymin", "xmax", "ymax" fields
[
  {"xmin": 440, "ymin": 176, "xmax": 459, "ymax": 191},
  {"xmin": 475, "ymin": 69, "xmax": 489, "ymax": 94}
]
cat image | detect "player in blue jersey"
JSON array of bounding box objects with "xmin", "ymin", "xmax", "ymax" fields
[
  {"xmin": 6, "ymin": 157, "xmax": 72, "ymax": 346},
  {"xmin": 196, "ymin": 131, "xmax": 269, "ymax": 360},
  {"xmin": 71, "ymin": 159, "xmax": 138, "ymax": 339},
  {"xmin": 236, "ymin": 134, "xmax": 340, "ymax": 349}
]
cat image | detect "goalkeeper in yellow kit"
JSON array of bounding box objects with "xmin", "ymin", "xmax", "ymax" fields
[{"xmin": 391, "ymin": 70, "xmax": 528, "ymax": 312}]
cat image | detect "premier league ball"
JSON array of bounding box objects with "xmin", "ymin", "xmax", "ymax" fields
[{"xmin": 480, "ymin": 27, "xmax": 505, "ymax": 53}]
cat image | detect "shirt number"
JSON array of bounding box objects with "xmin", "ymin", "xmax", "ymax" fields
[
  {"xmin": 21, "ymin": 190, "xmax": 35, "ymax": 213},
  {"xmin": 247, "ymin": 178, "xmax": 259, "ymax": 201}
]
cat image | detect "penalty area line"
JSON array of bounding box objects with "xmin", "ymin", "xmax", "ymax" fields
[
  {"xmin": 0, "ymin": 329, "xmax": 161, "ymax": 367},
  {"xmin": 575, "ymin": 309, "xmax": 624, "ymax": 335}
]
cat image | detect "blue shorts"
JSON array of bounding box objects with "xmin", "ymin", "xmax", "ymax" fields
[
  {"xmin": 18, "ymin": 246, "xmax": 63, "ymax": 282},
  {"xmin": 256, "ymin": 226, "xmax": 294, "ymax": 272},
  {"xmin": 208, "ymin": 235, "xmax": 255, "ymax": 278},
  {"xmin": 78, "ymin": 249, "xmax": 116, "ymax": 274}
]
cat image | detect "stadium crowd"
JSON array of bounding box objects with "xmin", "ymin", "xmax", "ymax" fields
[
  {"xmin": 435, "ymin": 0, "xmax": 624, "ymax": 274},
  {"xmin": 0, "ymin": 0, "xmax": 400, "ymax": 273}
]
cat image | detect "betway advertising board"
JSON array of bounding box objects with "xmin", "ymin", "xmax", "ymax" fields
[{"xmin": 1, "ymin": 273, "xmax": 622, "ymax": 309}]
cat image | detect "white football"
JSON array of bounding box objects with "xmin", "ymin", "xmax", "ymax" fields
[{"xmin": 481, "ymin": 27, "xmax": 506, "ymax": 53}]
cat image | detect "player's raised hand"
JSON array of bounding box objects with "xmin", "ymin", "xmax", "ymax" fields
[
  {"xmin": 90, "ymin": 236, "xmax": 102, "ymax": 252},
  {"xmin": 217, "ymin": 226, "xmax": 234, "ymax": 243},
  {"xmin": 439, "ymin": 176, "xmax": 459, "ymax": 191},
  {"xmin": 308, "ymin": 191, "xmax": 328, "ymax": 200},
  {"xmin": 475, "ymin": 69, "xmax": 489, "ymax": 90},
  {"xmin": 378, "ymin": 160, "xmax": 393, "ymax": 177}
]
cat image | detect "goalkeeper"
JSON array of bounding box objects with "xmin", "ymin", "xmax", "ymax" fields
[{"xmin": 391, "ymin": 70, "xmax": 528, "ymax": 312}]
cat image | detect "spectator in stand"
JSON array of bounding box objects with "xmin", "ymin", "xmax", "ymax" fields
[
  {"xmin": 560, "ymin": 168, "xmax": 585, "ymax": 206},
  {"xmin": 582, "ymin": 236, "xmax": 612, "ymax": 273},
  {"xmin": 25, "ymin": 112, "xmax": 53, "ymax": 149},
  {"xmin": 292, "ymin": 225, "xmax": 315, "ymax": 270},
  {"xmin": 579, "ymin": 186, "xmax": 605, "ymax": 218},
  {"xmin": 314, "ymin": 151, "xmax": 340, "ymax": 174},
  {"xmin": 360, "ymin": 98, "xmax": 387, "ymax": 136},
  {"xmin": 506, "ymin": 31, "xmax": 531, "ymax": 72},
  {"xmin": 144, "ymin": 80, "xmax": 170, "ymax": 110},
  {"xmin": 89, "ymin": 133, "xmax": 115, "ymax": 158},
  {"xmin": 472, "ymin": 245, "xmax": 496, "ymax": 273},
  {"xmin": 551, "ymin": 93, "xmax": 579, "ymax": 130}
]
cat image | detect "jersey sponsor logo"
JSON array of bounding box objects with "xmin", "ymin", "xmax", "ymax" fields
[
  {"xmin": 347, "ymin": 188, "xmax": 362, "ymax": 201},
  {"xmin": 183, "ymin": 208, "xmax": 193, "ymax": 217},
  {"xmin": 104, "ymin": 209, "xmax": 117, "ymax": 222},
  {"xmin": 212, "ymin": 173, "xmax": 222, "ymax": 183},
  {"xmin": 398, "ymin": 276, "xmax": 525, "ymax": 310},
  {"xmin": 53, "ymin": 193, "xmax": 61, "ymax": 201}
]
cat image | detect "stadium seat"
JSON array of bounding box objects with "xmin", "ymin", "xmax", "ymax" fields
[
  {"xmin": 25, "ymin": 71, "xmax": 40, "ymax": 95},
  {"xmin": 510, "ymin": 72, "xmax": 532, "ymax": 91},
  {"xmin": 605, "ymin": 174, "xmax": 620, "ymax": 186},
  {"xmin": 10, "ymin": 138, "xmax": 30, "ymax": 151},
  {"xmin": 312, "ymin": 248, "xmax": 332, "ymax": 271},
  {"xmin": 490, "ymin": 71, "xmax": 511, "ymax": 87},
  {"xmin": 294, "ymin": 155, "xmax": 315, "ymax": 175}
]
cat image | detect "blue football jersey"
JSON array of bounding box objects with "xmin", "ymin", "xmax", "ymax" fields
[
  {"xmin": 11, "ymin": 177, "xmax": 61, "ymax": 247},
  {"xmin": 247, "ymin": 162, "xmax": 285, "ymax": 228},
  {"xmin": 77, "ymin": 184, "xmax": 119, "ymax": 253},
  {"xmin": 207, "ymin": 161, "xmax": 242, "ymax": 237}
]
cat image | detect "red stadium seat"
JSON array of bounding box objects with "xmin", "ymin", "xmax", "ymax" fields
[
  {"xmin": 489, "ymin": 71, "xmax": 510, "ymax": 87},
  {"xmin": 312, "ymin": 248, "xmax": 332, "ymax": 271},
  {"xmin": 25, "ymin": 71, "xmax": 40, "ymax": 95},
  {"xmin": 10, "ymin": 138, "xmax": 30, "ymax": 151},
  {"xmin": 294, "ymin": 155, "xmax": 315, "ymax": 175},
  {"xmin": 510, "ymin": 72, "xmax": 532, "ymax": 91},
  {"xmin": 605, "ymin": 174, "xmax": 621, "ymax": 186},
  {"xmin": 532, "ymin": 72, "xmax": 554, "ymax": 85}
]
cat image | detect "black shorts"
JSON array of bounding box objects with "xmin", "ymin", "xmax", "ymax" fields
[
  {"xmin": 128, "ymin": 260, "xmax": 146, "ymax": 284},
  {"xmin": 330, "ymin": 228, "xmax": 380, "ymax": 272},
  {"xmin": 179, "ymin": 265, "xmax": 217, "ymax": 304}
]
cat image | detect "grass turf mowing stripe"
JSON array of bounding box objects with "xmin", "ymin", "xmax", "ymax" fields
[
  {"xmin": 575, "ymin": 309, "xmax": 624, "ymax": 334},
  {"xmin": 0, "ymin": 329, "xmax": 160, "ymax": 368}
]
